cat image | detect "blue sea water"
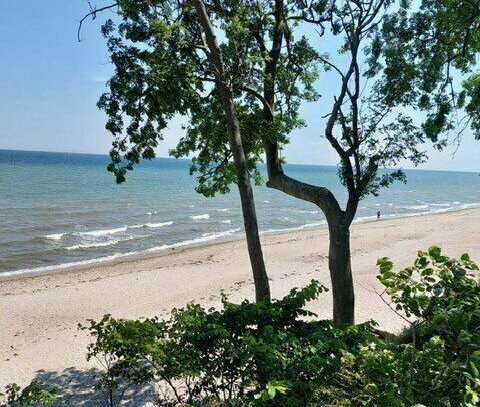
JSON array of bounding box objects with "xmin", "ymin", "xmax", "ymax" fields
[{"xmin": 1, "ymin": 149, "xmax": 479, "ymax": 277}]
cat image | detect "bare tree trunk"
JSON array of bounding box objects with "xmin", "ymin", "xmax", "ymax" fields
[
  {"xmin": 192, "ymin": 0, "xmax": 270, "ymax": 301},
  {"xmin": 267, "ymin": 173, "xmax": 355, "ymax": 325},
  {"xmin": 327, "ymin": 219, "xmax": 355, "ymax": 326}
]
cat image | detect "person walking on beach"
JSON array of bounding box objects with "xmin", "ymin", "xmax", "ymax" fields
[{"xmin": 377, "ymin": 210, "xmax": 381, "ymax": 220}]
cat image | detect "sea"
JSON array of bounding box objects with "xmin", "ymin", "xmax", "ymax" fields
[{"xmin": 1, "ymin": 149, "xmax": 479, "ymax": 277}]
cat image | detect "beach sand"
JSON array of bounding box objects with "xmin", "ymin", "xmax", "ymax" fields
[{"xmin": 1, "ymin": 207, "xmax": 479, "ymax": 400}]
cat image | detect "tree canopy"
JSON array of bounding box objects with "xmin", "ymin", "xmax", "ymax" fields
[
  {"xmin": 375, "ymin": 0, "xmax": 480, "ymax": 143},
  {"xmin": 98, "ymin": 0, "xmax": 319, "ymax": 196}
]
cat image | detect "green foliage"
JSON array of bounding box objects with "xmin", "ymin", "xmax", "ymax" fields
[
  {"xmin": 81, "ymin": 280, "xmax": 379, "ymax": 406},
  {"xmin": 374, "ymin": 0, "xmax": 480, "ymax": 142},
  {"xmin": 3, "ymin": 248, "xmax": 479, "ymax": 406},
  {"xmin": 96, "ymin": 0, "xmax": 431, "ymax": 205},
  {"xmin": 79, "ymin": 249, "xmax": 480, "ymax": 406},
  {"xmin": 369, "ymin": 247, "xmax": 480, "ymax": 406},
  {"xmin": 98, "ymin": 0, "xmax": 318, "ymax": 196},
  {"xmin": 0, "ymin": 382, "xmax": 57, "ymax": 407}
]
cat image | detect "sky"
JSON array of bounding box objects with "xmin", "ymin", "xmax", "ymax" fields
[{"xmin": 1, "ymin": 1, "xmax": 479, "ymax": 172}]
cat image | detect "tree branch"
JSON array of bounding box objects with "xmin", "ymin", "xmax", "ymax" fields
[{"xmin": 78, "ymin": 2, "xmax": 119, "ymax": 42}]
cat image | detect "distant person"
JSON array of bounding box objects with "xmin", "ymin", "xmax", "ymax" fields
[{"xmin": 377, "ymin": 210, "xmax": 381, "ymax": 220}]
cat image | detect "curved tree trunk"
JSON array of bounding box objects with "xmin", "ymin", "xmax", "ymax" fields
[
  {"xmin": 192, "ymin": 0, "xmax": 270, "ymax": 302},
  {"xmin": 327, "ymin": 219, "xmax": 355, "ymax": 326}
]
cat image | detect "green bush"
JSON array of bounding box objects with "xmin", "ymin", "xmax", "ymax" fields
[
  {"xmin": 81, "ymin": 248, "xmax": 480, "ymax": 406},
  {"xmin": 0, "ymin": 381, "xmax": 57, "ymax": 407},
  {"xmin": 80, "ymin": 281, "xmax": 378, "ymax": 406},
  {"xmin": 3, "ymin": 247, "xmax": 471, "ymax": 406},
  {"xmin": 317, "ymin": 247, "xmax": 480, "ymax": 406}
]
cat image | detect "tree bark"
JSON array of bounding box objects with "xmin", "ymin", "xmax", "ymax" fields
[
  {"xmin": 256, "ymin": 0, "xmax": 355, "ymax": 323},
  {"xmin": 192, "ymin": 0, "xmax": 270, "ymax": 302},
  {"xmin": 327, "ymin": 219, "xmax": 355, "ymax": 326},
  {"xmin": 267, "ymin": 170, "xmax": 355, "ymax": 325}
]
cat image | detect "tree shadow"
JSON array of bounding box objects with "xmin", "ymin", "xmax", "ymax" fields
[{"xmin": 32, "ymin": 367, "xmax": 156, "ymax": 406}]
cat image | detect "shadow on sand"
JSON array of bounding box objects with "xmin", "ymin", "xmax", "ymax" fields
[{"xmin": 32, "ymin": 367, "xmax": 155, "ymax": 406}]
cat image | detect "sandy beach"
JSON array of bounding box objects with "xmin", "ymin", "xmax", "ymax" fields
[{"xmin": 1, "ymin": 207, "xmax": 479, "ymax": 398}]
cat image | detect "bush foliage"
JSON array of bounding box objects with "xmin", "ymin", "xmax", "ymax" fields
[
  {"xmin": 0, "ymin": 382, "xmax": 56, "ymax": 407},
  {"xmin": 77, "ymin": 247, "xmax": 480, "ymax": 406},
  {"xmin": 6, "ymin": 248, "xmax": 479, "ymax": 406}
]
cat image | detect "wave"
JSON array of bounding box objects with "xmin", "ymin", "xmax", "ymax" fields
[
  {"xmin": 290, "ymin": 209, "xmax": 318, "ymax": 214},
  {"xmin": 137, "ymin": 221, "xmax": 173, "ymax": 229},
  {"xmin": 44, "ymin": 226, "xmax": 128, "ymax": 240},
  {"xmin": 261, "ymin": 220, "xmax": 327, "ymax": 235},
  {"xmin": 214, "ymin": 208, "xmax": 229, "ymax": 212},
  {"xmin": 65, "ymin": 240, "xmax": 120, "ymax": 251},
  {"xmin": 147, "ymin": 228, "xmax": 241, "ymax": 252},
  {"xmin": 0, "ymin": 251, "xmax": 140, "ymax": 278},
  {"xmin": 395, "ymin": 204, "xmax": 430, "ymax": 211},
  {"xmin": 74, "ymin": 227, "xmax": 128, "ymax": 237},
  {"xmin": 5, "ymin": 201, "xmax": 480, "ymax": 279},
  {"xmin": 64, "ymin": 235, "xmax": 141, "ymax": 251},
  {"xmin": 2, "ymin": 229, "xmax": 242, "ymax": 278},
  {"xmin": 44, "ymin": 233, "xmax": 66, "ymax": 240},
  {"xmin": 43, "ymin": 222, "xmax": 173, "ymax": 241},
  {"xmin": 460, "ymin": 202, "xmax": 480, "ymax": 209},
  {"xmin": 221, "ymin": 220, "xmax": 232, "ymax": 224},
  {"xmin": 190, "ymin": 214, "xmax": 210, "ymax": 220}
]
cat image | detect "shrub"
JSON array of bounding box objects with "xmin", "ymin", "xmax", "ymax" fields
[
  {"xmin": 72, "ymin": 247, "xmax": 480, "ymax": 406},
  {"xmin": 0, "ymin": 381, "xmax": 57, "ymax": 407},
  {"xmin": 317, "ymin": 247, "xmax": 480, "ymax": 406},
  {"xmin": 80, "ymin": 281, "xmax": 377, "ymax": 406}
]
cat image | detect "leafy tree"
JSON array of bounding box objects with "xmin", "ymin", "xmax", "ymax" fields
[
  {"xmin": 250, "ymin": 0, "xmax": 426, "ymax": 325},
  {"xmin": 374, "ymin": 0, "xmax": 480, "ymax": 143},
  {"xmin": 82, "ymin": 0, "xmax": 272, "ymax": 300},
  {"xmin": 86, "ymin": 0, "xmax": 430, "ymax": 325},
  {"xmin": 81, "ymin": 248, "xmax": 480, "ymax": 406}
]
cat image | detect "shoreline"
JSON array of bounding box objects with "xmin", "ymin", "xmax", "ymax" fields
[
  {"xmin": 2, "ymin": 206, "xmax": 480, "ymax": 392},
  {"xmin": 2, "ymin": 203, "xmax": 479, "ymax": 282}
]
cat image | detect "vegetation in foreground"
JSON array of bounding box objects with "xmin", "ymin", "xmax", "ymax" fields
[{"xmin": 3, "ymin": 247, "xmax": 480, "ymax": 406}]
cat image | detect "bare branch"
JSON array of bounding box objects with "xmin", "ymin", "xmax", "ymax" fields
[{"xmin": 78, "ymin": 2, "xmax": 119, "ymax": 42}]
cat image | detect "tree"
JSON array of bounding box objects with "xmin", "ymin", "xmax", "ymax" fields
[
  {"xmin": 87, "ymin": 0, "xmax": 429, "ymax": 326},
  {"xmin": 84, "ymin": 0, "xmax": 272, "ymax": 301},
  {"xmin": 373, "ymin": 0, "xmax": 480, "ymax": 144},
  {"xmin": 247, "ymin": 0, "xmax": 426, "ymax": 325}
]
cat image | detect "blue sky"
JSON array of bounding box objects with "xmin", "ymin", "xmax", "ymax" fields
[{"xmin": 1, "ymin": 1, "xmax": 479, "ymax": 172}]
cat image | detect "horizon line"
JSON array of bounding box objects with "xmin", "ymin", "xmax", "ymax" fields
[{"xmin": 1, "ymin": 147, "xmax": 478, "ymax": 174}]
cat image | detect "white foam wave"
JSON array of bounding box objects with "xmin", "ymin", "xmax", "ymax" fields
[
  {"xmin": 396, "ymin": 204, "xmax": 430, "ymax": 211},
  {"xmin": 215, "ymin": 208, "xmax": 229, "ymax": 212},
  {"xmin": 74, "ymin": 227, "xmax": 128, "ymax": 237},
  {"xmin": 65, "ymin": 234, "xmax": 142, "ymax": 251},
  {"xmin": 137, "ymin": 221, "xmax": 173, "ymax": 229},
  {"xmin": 3, "ymin": 229, "xmax": 243, "ymax": 278},
  {"xmin": 0, "ymin": 251, "xmax": 140, "ymax": 278},
  {"xmin": 221, "ymin": 220, "xmax": 232, "ymax": 224},
  {"xmin": 431, "ymin": 203, "xmax": 451, "ymax": 207},
  {"xmin": 460, "ymin": 202, "xmax": 480, "ymax": 209},
  {"xmin": 65, "ymin": 240, "xmax": 120, "ymax": 251},
  {"xmin": 290, "ymin": 209, "xmax": 318, "ymax": 214},
  {"xmin": 44, "ymin": 233, "xmax": 66, "ymax": 240},
  {"xmin": 43, "ymin": 222, "xmax": 173, "ymax": 241},
  {"xmin": 261, "ymin": 220, "xmax": 327, "ymax": 235},
  {"xmin": 190, "ymin": 214, "xmax": 210, "ymax": 220},
  {"xmin": 146, "ymin": 228, "xmax": 241, "ymax": 252}
]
